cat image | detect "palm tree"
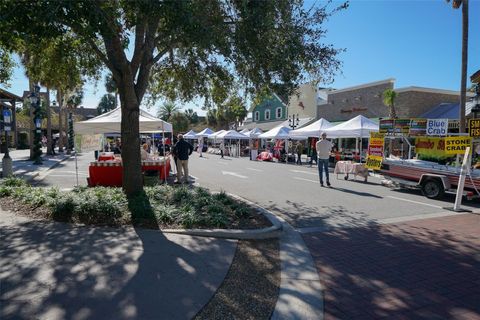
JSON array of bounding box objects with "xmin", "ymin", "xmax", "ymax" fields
[
  {"xmin": 382, "ymin": 88, "xmax": 398, "ymax": 119},
  {"xmin": 157, "ymin": 102, "xmax": 180, "ymax": 121},
  {"xmin": 447, "ymin": 0, "xmax": 469, "ymax": 133}
]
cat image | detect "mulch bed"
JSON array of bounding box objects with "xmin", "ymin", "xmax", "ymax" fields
[{"xmin": 194, "ymin": 239, "xmax": 280, "ymax": 320}]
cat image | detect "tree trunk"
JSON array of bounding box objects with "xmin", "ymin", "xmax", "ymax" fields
[
  {"xmin": 57, "ymin": 90, "xmax": 64, "ymax": 152},
  {"xmin": 459, "ymin": 0, "xmax": 469, "ymax": 133},
  {"xmin": 119, "ymin": 84, "xmax": 143, "ymax": 198},
  {"xmin": 46, "ymin": 87, "xmax": 52, "ymax": 154},
  {"xmin": 64, "ymin": 107, "xmax": 68, "ymax": 150}
]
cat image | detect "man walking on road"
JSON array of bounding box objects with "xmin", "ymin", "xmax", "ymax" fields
[
  {"xmin": 172, "ymin": 134, "xmax": 194, "ymax": 184},
  {"xmin": 316, "ymin": 132, "xmax": 333, "ymax": 187}
]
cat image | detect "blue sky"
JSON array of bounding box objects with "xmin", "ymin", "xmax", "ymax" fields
[{"xmin": 2, "ymin": 0, "xmax": 479, "ymax": 115}]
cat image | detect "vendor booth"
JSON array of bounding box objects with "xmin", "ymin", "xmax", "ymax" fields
[
  {"xmin": 75, "ymin": 107, "xmax": 172, "ymax": 187},
  {"xmin": 324, "ymin": 115, "xmax": 379, "ymax": 181},
  {"xmin": 289, "ymin": 118, "xmax": 332, "ymax": 138}
]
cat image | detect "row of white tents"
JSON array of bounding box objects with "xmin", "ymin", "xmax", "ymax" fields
[
  {"xmin": 184, "ymin": 115, "xmax": 379, "ymax": 141},
  {"xmin": 75, "ymin": 108, "xmax": 379, "ymax": 141}
]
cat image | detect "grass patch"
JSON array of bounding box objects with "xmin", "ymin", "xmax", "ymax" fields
[{"xmin": 0, "ymin": 177, "xmax": 271, "ymax": 230}]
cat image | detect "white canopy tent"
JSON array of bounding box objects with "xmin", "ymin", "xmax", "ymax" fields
[
  {"xmin": 246, "ymin": 127, "xmax": 263, "ymax": 138},
  {"xmin": 289, "ymin": 118, "xmax": 333, "ymax": 138},
  {"xmin": 240, "ymin": 128, "xmax": 250, "ymax": 134},
  {"xmin": 216, "ymin": 130, "xmax": 249, "ymax": 140},
  {"xmin": 74, "ymin": 107, "xmax": 172, "ymax": 185},
  {"xmin": 323, "ymin": 115, "xmax": 378, "ymax": 138},
  {"xmin": 258, "ymin": 126, "xmax": 292, "ymax": 139},
  {"xmin": 208, "ymin": 129, "xmax": 227, "ymax": 139},
  {"xmin": 196, "ymin": 128, "xmax": 214, "ymax": 137},
  {"xmin": 183, "ymin": 130, "xmax": 197, "ymax": 139},
  {"xmin": 75, "ymin": 107, "xmax": 172, "ymax": 134}
]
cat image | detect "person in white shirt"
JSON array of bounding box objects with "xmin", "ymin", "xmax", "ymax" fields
[
  {"xmin": 315, "ymin": 132, "xmax": 333, "ymax": 187},
  {"xmin": 140, "ymin": 143, "xmax": 149, "ymax": 160}
]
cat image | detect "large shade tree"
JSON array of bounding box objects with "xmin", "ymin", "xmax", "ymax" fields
[{"xmin": 0, "ymin": 0, "xmax": 346, "ymax": 197}]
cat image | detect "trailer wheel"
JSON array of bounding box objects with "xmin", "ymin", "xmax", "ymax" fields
[{"xmin": 421, "ymin": 178, "xmax": 445, "ymax": 199}]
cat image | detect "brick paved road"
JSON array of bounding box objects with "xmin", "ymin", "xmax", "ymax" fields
[{"xmin": 303, "ymin": 214, "xmax": 480, "ymax": 320}]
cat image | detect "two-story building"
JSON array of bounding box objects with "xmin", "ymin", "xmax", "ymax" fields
[
  {"xmin": 317, "ymin": 79, "xmax": 466, "ymax": 122},
  {"xmin": 243, "ymin": 93, "xmax": 288, "ymax": 130}
]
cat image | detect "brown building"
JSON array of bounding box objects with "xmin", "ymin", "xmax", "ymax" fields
[{"xmin": 316, "ymin": 79, "xmax": 471, "ymax": 122}]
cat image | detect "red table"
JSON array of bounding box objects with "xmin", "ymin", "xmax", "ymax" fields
[
  {"xmin": 88, "ymin": 159, "xmax": 171, "ymax": 187},
  {"xmin": 98, "ymin": 154, "xmax": 115, "ymax": 161}
]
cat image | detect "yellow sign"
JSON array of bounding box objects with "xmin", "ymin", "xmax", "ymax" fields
[
  {"xmin": 415, "ymin": 137, "xmax": 447, "ymax": 158},
  {"xmin": 369, "ymin": 132, "xmax": 385, "ymax": 146},
  {"xmin": 365, "ymin": 155, "xmax": 383, "ymax": 170},
  {"xmin": 469, "ymin": 119, "xmax": 480, "ymax": 137},
  {"xmin": 444, "ymin": 136, "xmax": 472, "ymax": 155}
]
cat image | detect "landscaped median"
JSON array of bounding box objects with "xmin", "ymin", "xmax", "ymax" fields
[
  {"xmin": 0, "ymin": 177, "xmax": 281, "ymax": 238},
  {"xmin": 0, "ymin": 177, "xmax": 283, "ymax": 319}
]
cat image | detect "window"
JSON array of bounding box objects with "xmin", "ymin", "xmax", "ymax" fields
[
  {"xmin": 265, "ymin": 110, "xmax": 271, "ymax": 120},
  {"xmin": 276, "ymin": 107, "xmax": 282, "ymax": 119},
  {"xmin": 254, "ymin": 111, "xmax": 259, "ymax": 121}
]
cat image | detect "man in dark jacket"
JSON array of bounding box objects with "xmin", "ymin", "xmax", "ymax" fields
[{"xmin": 172, "ymin": 134, "xmax": 194, "ymax": 184}]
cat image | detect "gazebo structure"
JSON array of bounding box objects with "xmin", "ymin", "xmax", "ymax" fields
[{"xmin": 0, "ymin": 88, "xmax": 22, "ymax": 149}]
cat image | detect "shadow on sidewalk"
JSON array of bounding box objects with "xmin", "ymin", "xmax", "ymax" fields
[
  {"xmin": 302, "ymin": 215, "xmax": 480, "ymax": 319},
  {"xmin": 0, "ymin": 195, "xmax": 236, "ymax": 319}
]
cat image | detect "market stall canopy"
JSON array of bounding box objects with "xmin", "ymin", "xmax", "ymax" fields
[
  {"xmin": 217, "ymin": 130, "xmax": 249, "ymax": 140},
  {"xmin": 74, "ymin": 107, "xmax": 172, "ymax": 134},
  {"xmin": 196, "ymin": 128, "xmax": 214, "ymax": 137},
  {"xmin": 208, "ymin": 129, "xmax": 227, "ymax": 139},
  {"xmin": 240, "ymin": 128, "xmax": 250, "ymax": 134},
  {"xmin": 247, "ymin": 128, "xmax": 263, "ymax": 138},
  {"xmin": 323, "ymin": 115, "xmax": 378, "ymax": 138},
  {"xmin": 258, "ymin": 126, "xmax": 291, "ymax": 139},
  {"xmin": 183, "ymin": 130, "xmax": 197, "ymax": 139},
  {"xmin": 289, "ymin": 118, "xmax": 333, "ymax": 138}
]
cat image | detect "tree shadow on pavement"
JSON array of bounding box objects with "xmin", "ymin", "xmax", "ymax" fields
[
  {"xmin": 0, "ymin": 199, "xmax": 236, "ymax": 320},
  {"xmin": 266, "ymin": 200, "xmax": 372, "ymax": 230},
  {"xmin": 302, "ymin": 214, "xmax": 480, "ymax": 319}
]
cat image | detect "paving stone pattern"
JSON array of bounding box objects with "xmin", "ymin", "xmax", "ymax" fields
[{"xmin": 303, "ymin": 214, "xmax": 480, "ymax": 320}]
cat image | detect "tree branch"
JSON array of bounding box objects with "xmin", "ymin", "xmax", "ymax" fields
[{"xmin": 130, "ymin": 22, "xmax": 147, "ymax": 78}]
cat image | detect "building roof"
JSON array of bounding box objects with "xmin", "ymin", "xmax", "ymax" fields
[
  {"xmin": 0, "ymin": 88, "xmax": 22, "ymax": 101},
  {"xmin": 328, "ymin": 79, "xmax": 395, "ymax": 95},
  {"xmin": 471, "ymin": 69, "xmax": 480, "ymax": 83},
  {"xmin": 420, "ymin": 101, "xmax": 476, "ymax": 119},
  {"xmin": 395, "ymin": 86, "xmax": 475, "ymax": 97}
]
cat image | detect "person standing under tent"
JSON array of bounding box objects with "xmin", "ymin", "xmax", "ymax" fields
[
  {"xmin": 198, "ymin": 137, "xmax": 204, "ymax": 157},
  {"xmin": 172, "ymin": 134, "xmax": 194, "ymax": 184},
  {"xmin": 295, "ymin": 141, "xmax": 304, "ymax": 165},
  {"xmin": 316, "ymin": 132, "xmax": 333, "ymax": 187},
  {"xmin": 220, "ymin": 140, "xmax": 225, "ymax": 158}
]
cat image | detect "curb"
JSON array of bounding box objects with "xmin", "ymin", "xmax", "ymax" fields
[{"xmin": 162, "ymin": 193, "xmax": 283, "ymax": 240}]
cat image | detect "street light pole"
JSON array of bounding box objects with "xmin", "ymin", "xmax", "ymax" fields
[
  {"xmin": 2, "ymin": 106, "xmax": 13, "ymax": 177},
  {"xmin": 288, "ymin": 114, "xmax": 300, "ymax": 130},
  {"xmin": 30, "ymin": 84, "xmax": 43, "ymax": 165}
]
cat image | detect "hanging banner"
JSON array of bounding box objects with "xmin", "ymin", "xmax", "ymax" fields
[
  {"xmin": 426, "ymin": 119, "xmax": 448, "ymax": 136},
  {"xmin": 415, "ymin": 137, "xmax": 447, "ymax": 158},
  {"xmin": 394, "ymin": 119, "xmax": 411, "ymax": 134},
  {"xmin": 75, "ymin": 134, "xmax": 103, "ymax": 153},
  {"xmin": 365, "ymin": 155, "xmax": 383, "ymax": 170},
  {"xmin": 379, "ymin": 119, "xmax": 394, "ymax": 134},
  {"xmin": 409, "ymin": 119, "xmax": 427, "ymax": 136},
  {"xmin": 444, "ymin": 136, "xmax": 472, "ymax": 155}
]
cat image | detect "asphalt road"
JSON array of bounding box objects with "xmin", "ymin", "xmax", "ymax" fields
[
  {"xmin": 38, "ymin": 152, "xmax": 480, "ymax": 230},
  {"xmin": 188, "ymin": 153, "xmax": 480, "ymax": 230}
]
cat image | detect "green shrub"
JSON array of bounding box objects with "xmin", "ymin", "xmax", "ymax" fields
[{"xmin": 1, "ymin": 176, "xmax": 27, "ymax": 187}]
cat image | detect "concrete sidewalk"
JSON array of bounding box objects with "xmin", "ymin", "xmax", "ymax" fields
[
  {"xmin": 0, "ymin": 209, "xmax": 237, "ymax": 320},
  {"xmin": 0, "ymin": 148, "xmax": 70, "ymax": 181},
  {"xmin": 303, "ymin": 213, "xmax": 480, "ymax": 320}
]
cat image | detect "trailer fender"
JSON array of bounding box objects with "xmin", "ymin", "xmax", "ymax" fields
[{"xmin": 419, "ymin": 174, "xmax": 451, "ymax": 190}]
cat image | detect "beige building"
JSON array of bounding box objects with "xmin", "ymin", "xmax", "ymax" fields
[{"xmin": 287, "ymin": 82, "xmax": 318, "ymax": 119}]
